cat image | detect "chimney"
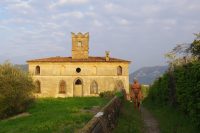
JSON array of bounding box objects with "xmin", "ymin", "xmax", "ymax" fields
[{"xmin": 105, "ymin": 51, "xmax": 110, "ymax": 61}]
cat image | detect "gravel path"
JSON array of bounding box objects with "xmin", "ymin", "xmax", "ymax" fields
[{"xmin": 141, "ymin": 106, "xmax": 160, "ymax": 133}]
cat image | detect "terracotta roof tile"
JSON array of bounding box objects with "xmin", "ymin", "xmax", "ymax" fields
[{"xmin": 27, "ymin": 56, "xmax": 130, "ymax": 63}]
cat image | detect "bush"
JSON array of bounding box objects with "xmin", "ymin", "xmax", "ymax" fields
[
  {"xmin": 115, "ymin": 91, "xmax": 124, "ymax": 98},
  {"xmin": 99, "ymin": 91, "xmax": 116, "ymax": 99},
  {"xmin": 0, "ymin": 62, "xmax": 35, "ymax": 119}
]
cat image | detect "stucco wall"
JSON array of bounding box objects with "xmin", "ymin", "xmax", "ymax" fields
[{"xmin": 28, "ymin": 62, "xmax": 130, "ymax": 97}]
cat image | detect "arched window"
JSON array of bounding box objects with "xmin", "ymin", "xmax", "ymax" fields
[
  {"xmin": 59, "ymin": 80, "xmax": 66, "ymax": 94},
  {"xmin": 117, "ymin": 66, "xmax": 122, "ymax": 75},
  {"xmin": 75, "ymin": 79, "xmax": 82, "ymax": 85},
  {"xmin": 115, "ymin": 80, "xmax": 124, "ymax": 91},
  {"xmin": 35, "ymin": 66, "xmax": 40, "ymax": 75},
  {"xmin": 90, "ymin": 81, "xmax": 98, "ymax": 94},
  {"xmin": 35, "ymin": 80, "xmax": 41, "ymax": 93}
]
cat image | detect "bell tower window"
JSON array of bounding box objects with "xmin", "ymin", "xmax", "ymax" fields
[{"xmin": 77, "ymin": 41, "xmax": 82, "ymax": 47}]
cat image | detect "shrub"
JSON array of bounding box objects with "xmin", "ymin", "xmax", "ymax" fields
[
  {"xmin": 99, "ymin": 91, "xmax": 116, "ymax": 99},
  {"xmin": 0, "ymin": 62, "xmax": 35, "ymax": 119},
  {"xmin": 115, "ymin": 91, "xmax": 124, "ymax": 98}
]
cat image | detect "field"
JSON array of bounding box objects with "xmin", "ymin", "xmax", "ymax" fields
[{"xmin": 0, "ymin": 97, "xmax": 108, "ymax": 133}]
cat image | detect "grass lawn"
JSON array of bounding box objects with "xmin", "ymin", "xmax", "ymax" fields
[
  {"xmin": 143, "ymin": 102, "xmax": 198, "ymax": 133},
  {"xmin": 113, "ymin": 101, "xmax": 143, "ymax": 133},
  {"xmin": 0, "ymin": 97, "xmax": 109, "ymax": 133}
]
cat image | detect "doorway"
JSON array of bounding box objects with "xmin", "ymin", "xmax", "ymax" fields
[{"xmin": 74, "ymin": 78, "xmax": 83, "ymax": 97}]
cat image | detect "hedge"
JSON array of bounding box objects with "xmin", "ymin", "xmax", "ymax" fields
[{"xmin": 146, "ymin": 61, "xmax": 200, "ymax": 128}]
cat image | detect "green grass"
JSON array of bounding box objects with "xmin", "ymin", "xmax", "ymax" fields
[
  {"xmin": 143, "ymin": 101, "xmax": 198, "ymax": 133},
  {"xmin": 113, "ymin": 101, "xmax": 143, "ymax": 133},
  {"xmin": 0, "ymin": 97, "xmax": 109, "ymax": 133}
]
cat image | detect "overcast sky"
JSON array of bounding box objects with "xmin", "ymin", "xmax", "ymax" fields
[{"xmin": 0, "ymin": 0, "xmax": 200, "ymax": 72}]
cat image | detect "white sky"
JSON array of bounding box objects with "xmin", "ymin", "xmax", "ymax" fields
[{"xmin": 0, "ymin": 0, "xmax": 200, "ymax": 72}]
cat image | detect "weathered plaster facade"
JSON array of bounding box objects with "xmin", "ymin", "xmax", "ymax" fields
[{"xmin": 27, "ymin": 32, "xmax": 131, "ymax": 97}]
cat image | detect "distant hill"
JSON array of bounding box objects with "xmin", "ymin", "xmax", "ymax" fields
[
  {"xmin": 14, "ymin": 64, "xmax": 28, "ymax": 72},
  {"xmin": 129, "ymin": 66, "xmax": 168, "ymax": 85}
]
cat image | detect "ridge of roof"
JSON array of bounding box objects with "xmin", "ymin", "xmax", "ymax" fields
[{"xmin": 27, "ymin": 56, "xmax": 131, "ymax": 63}]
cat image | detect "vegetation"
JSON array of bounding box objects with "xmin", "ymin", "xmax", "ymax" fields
[
  {"xmin": 14, "ymin": 64, "xmax": 28, "ymax": 72},
  {"xmin": 173, "ymin": 62, "xmax": 200, "ymax": 125},
  {"xmin": 99, "ymin": 89, "xmax": 127, "ymax": 100},
  {"xmin": 144, "ymin": 102, "xmax": 198, "ymax": 133},
  {"xmin": 0, "ymin": 97, "xmax": 109, "ymax": 133},
  {"xmin": 165, "ymin": 33, "xmax": 200, "ymax": 66},
  {"xmin": 145, "ymin": 61, "xmax": 200, "ymax": 129},
  {"xmin": 190, "ymin": 33, "xmax": 200, "ymax": 59},
  {"xmin": 145, "ymin": 73, "xmax": 169, "ymax": 105},
  {"xmin": 141, "ymin": 85, "xmax": 150, "ymax": 98},
  {"xmin": 144, "ymin": 33, "xmax": 200, "ymax": 131},
  {"xmin": 113, "ymin": 101, "xmax": 143, "ymax": 133},
  {"xmin": 99, "ymin": 90, "xmax": 116, "ymax": 99},
  {"xmin": 0, "ymin": 62, "xmax": 35, "ymax": 119}
]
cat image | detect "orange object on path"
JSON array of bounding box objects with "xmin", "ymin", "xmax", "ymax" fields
[{"xmin": 131, "ymin": 79, "xmax": 142, "ymax": 109}]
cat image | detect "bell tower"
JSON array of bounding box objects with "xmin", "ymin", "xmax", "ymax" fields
[{"xmin": 71, "ymin": 32, "xmax": 89, "ymax": 59}]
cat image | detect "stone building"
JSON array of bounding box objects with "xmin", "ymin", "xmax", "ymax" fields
[{"xmin": 27, "ymin": 32, "xmax": 131, "ymax": 97}]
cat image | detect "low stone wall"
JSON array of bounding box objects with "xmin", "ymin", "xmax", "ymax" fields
[{"xmin": 79, "ymin": 96, "xmax": 122, "ymax": 133}]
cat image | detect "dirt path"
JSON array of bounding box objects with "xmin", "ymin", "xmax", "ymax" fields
[{"xmin": 141, "ymin": 106, "xmax": 160, "ymax": 133}]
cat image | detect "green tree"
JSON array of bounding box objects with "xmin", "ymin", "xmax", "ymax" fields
[
  {"xmin": 190, "ymin": 33, "xmax": 200, "ymax": 60},
  {"xmin": 0, "ymin": 62, "xmax": 35, "ymax": 119},
  {"xmin": 165, "ymin": 33, "xmax": 200, "ymax": 67}
]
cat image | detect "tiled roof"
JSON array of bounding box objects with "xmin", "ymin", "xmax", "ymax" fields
[{"xmin": 27, "ymin": 56, "xmax": 130, "ymax": 63}]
